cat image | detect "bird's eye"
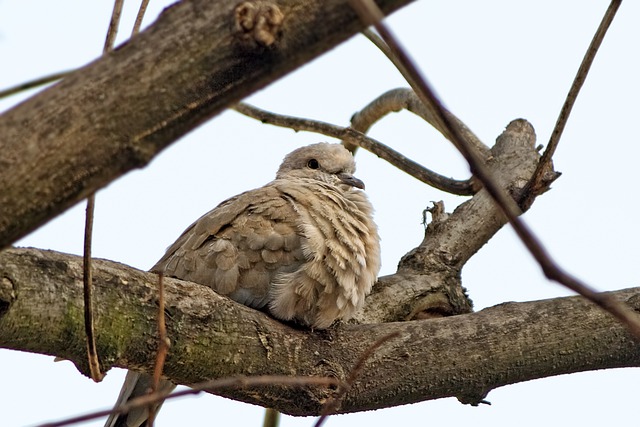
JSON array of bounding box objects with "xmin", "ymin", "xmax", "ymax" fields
[{"xmin": 307, "ymin": 159, "xmax": 320, "ymax": 169}]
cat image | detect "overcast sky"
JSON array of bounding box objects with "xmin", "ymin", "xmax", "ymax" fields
[{"xmin": 1, "ymin": 1, "xmax": 639, "ymax": 426}]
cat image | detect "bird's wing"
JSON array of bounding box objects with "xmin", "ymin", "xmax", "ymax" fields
[{"xmin": 151, "ymin": 183, "xmax": 306, "ymax": 309}]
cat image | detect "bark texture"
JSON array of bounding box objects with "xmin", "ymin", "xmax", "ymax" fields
[
  {"xmin": 1, "ymin": 248, "xmax": 639, "ymax": 415},
  {"xmin": 0, "ymin": 0, "xmax": 414, "ymax": 249}
]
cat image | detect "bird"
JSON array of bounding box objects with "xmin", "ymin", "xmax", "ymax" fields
[{"xmin": 105, "ymin": 142, "xmax": 381, "ymax": 426}]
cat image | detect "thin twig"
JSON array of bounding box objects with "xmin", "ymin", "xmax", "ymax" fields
[
  {"xmin": 82, "ymin": 196, "xmax": 103, "ymax": 382},
  {"xmin": 347, "ymin": 0, "xmax": 640, "ymax": 338},
  {"xmin": 0, "ymin": 1, "xmax": 151, "ymax": 100},
  {"xmin": 131, "ymin": 0, "xmax": 151, "ymax": 36},
  {"xmin": 104, "ymin": 0, "xmax": 125, "ymax": 52},
  {"xmin": 0, "ymin": 70, "xmax": 72, "ymax": 99},
  {"xmin": 148, "ymin": 273, "xmax": 170, "ymax": 426},
  {"xmin": 350, "ymin": 1, "xmax": 514, "ymax": 209},
  {"xmin": 82, "ymin": 0, "xmax": 126, "ymax": 385},
  {"xmin": 233, "ymin": 102, "xmax": 475, "ymax": 195},
  {"xmin": 314, "ymin": 331, "xmax": 400, "ymax": 427},
  {"xmin": 38, "ymin": 375, "xmax": 341, "ymax": 427},
  {"xmin": 525, "ymin": 0, "xmax": 622, "ymax": 198}
]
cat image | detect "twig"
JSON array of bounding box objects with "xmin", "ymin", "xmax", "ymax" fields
[
  {"xmin": 314, "ymin": 331, "xmax": 400, "ymax": 427},
  {"xmin": 0, "ymin": 70, "xmax": 72, "ymax": 99},
  {"xmin": 104, "ymin": 0, "xmax": 125, "ymax": 52},
  {"xmin": 524, "ymin": 0, "xmax": 622, "ymax": 199},
  {"xmin": 359, "ymin": 31, "xmax": 490, "ymax": 159},
  {"xmin": 131, "ymin": 0, "xmax": 151, "ymax": 36},
  {"xmin": 148, "ymin": 273, "xmax": 170, "ymax": 426},
  {"xmin": 233, "ymin": 102, "xmax": 475, "ymax": 195},
  {"xmin": 37, "ymin": 375, "xmax": 341, "ymax": 427},
  {"xmin": 0, "ymin": 0, "xmax": 150, "ymax": 100},
  {"xmin": 82, "ymin": 0, "xmax": 126, "ymax": 385},
  {"xmin": 82, "ymin": 196, "xmax": 103, "ymax": 382},
  {"xmin": 347, "ymin": 0, "xmax": 640, "ymax": 339}
]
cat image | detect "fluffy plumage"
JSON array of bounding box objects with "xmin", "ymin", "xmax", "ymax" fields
[{"xmin": 106, "ymin": 143, "xmax": 380, "ymax": 426}]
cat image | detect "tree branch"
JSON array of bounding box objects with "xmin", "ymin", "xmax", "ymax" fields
[
  {"xmin": 0, "ymin": 0, "xmax": 415, "ymax": 249},
  {"xmin": 233, "ymin": 101, "xmax": 475, "ymax": 195},
  {"xmin": 1, "ymin": 247, "xmax": 639, "ymax": 416},
  {"xmin": 524, "ymin": 0, "xmax": 622, "ymax": 201}
]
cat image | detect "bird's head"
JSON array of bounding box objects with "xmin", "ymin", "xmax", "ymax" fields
[{"xmin": 276, "ymin": 143, "xmax": 365, "ymax": 190}]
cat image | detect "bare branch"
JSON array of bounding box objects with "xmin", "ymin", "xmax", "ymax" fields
[
  {"xmin": 0, "ymin": 0, "xmax": 416, "ymax": 249},
  {"xmin": 2, "ymin": 248, "xmax": 639, "ymax": 416},
  {"xmin": 233, "ymin": 102, "xmax": 475, "ymax": 195},
  {"xmin": 0, "ymin": 70, "xmax": 71, "ymax": 99},
  {"xmin": 82, "ymin": 196, "xmax": 102, "ymax": 382},
  {"xmin": 82, "ymin": 0, "xmax": 126, "ymax": 384},
  {"xmin": 347, "ymin": 0, "xmax": 640, "ymax": 339},
  {"xmin": 103, "ymin": 0, "xmax": 125, "ymax": 52},
  {"xmin": 132, "ymin": 0, "xmax": 151, "ymax": 36},
  {"xmin": 0, "ymin": 0, "xmax": 151, "ymax": 100},
  {"xmin": 524, "ymin": 0, "xmax": 622, "ymax": 199}
]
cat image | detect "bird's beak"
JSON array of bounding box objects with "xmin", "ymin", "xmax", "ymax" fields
[{"xmin": 338, "ymin": 173, "xmax": 365, "ymax": 190}]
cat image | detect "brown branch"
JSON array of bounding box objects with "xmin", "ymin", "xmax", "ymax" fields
[
  {"xmin": 82, "ymin": 196, "xmax": 102, "ymax": 382},
  {"xmin": 131, "ymin": 0, "xmax": 151, "ymax": 36},
  {"xmin": 0, "ymin": 70, "xmax": 72, "ymax": 99},
  {"xmin": 0, "ymin": 0, "xmax": 416, "ymax": 249},
  {"xmin": 524, "ymin": 0, "xmax": 622, "ymax": 199},
  {"xmin": 2, "ymin": 247, "xmax": 639, "ymax": 416},
  {"xmin": 103, "ymin": 0, "xmax": 125, "ymax": 51},
  {"xmin": 347, "ymin": 0, "xmax": 640, "ymax": 339},
  {"xmin": 0, "ymin": 0, "xmax": 154, "ymax": 101},
  {"xmin": 82, "ymin": 0, "xmax": 126, "ymax": 385},
  {"xmin": 233, "ymin": 102, "xmax": 475, "ymax": 195},
  {"xmin": 349, "ymin": 0, "xmax": 520, "ymax": 214}
]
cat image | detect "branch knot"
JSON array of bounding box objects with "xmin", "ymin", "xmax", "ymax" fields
[{"xmin": 234, "ymin": 1, "xmax": 284, "ymax": 47}]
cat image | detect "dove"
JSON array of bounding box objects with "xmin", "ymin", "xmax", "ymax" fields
[{"xmin": 105, "ymin": 142, "xmax": 380, "ymax": 426}]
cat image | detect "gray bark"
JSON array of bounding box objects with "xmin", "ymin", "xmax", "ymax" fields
[
  {"xmin": 0, "ymin": 0, "xmax": 414, "ymax": 249},
  {"xmin": 1, "ymin": 247, "xmax": 638, "ymax": 416}
]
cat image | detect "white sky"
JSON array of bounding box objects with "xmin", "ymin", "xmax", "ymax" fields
[{"xmin": 1, "ymin": 1, "xmax": 639, "ymax": 426}]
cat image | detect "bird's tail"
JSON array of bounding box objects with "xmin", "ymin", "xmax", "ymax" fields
[{"xmin": 104, "ymin": 371, "xmax": 176, "ymax": 427}]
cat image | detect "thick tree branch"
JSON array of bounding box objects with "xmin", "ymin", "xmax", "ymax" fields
[
  {"xmin": 1, "ymin": 247, "xmax": 639, "ymax": 416},
  {"xmin": 0, "ymin": 0, "xmax": 415, "ymax": 249}
]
